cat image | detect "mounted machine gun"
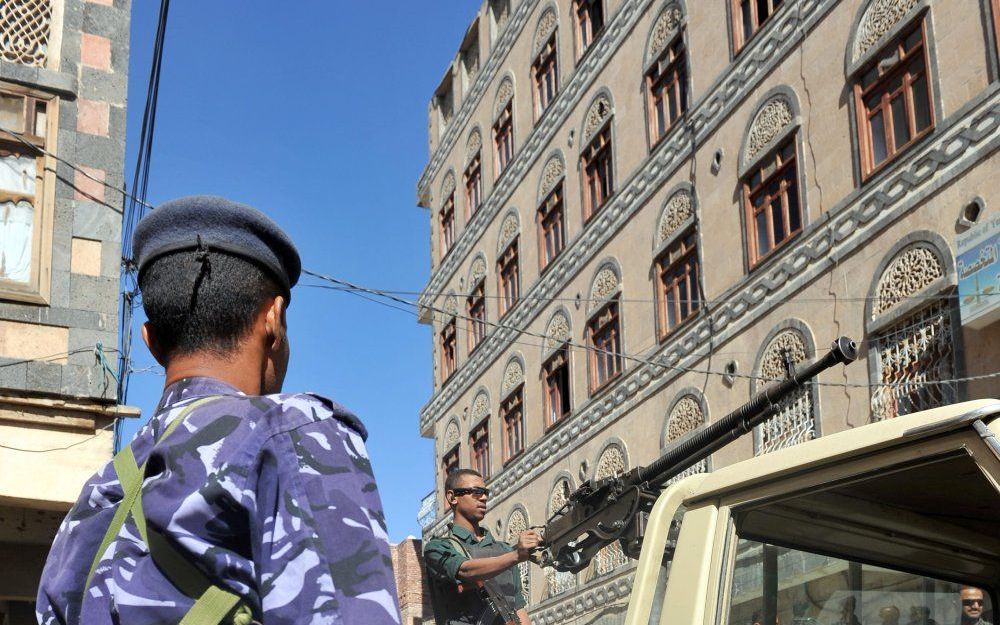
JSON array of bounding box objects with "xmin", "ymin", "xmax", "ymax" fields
[{"xmin": 537, "ymin": 336, "xmax": 859, "ymax": 573}]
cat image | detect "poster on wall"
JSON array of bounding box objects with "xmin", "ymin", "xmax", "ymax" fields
[{"xmin": 956, "ymin": 212, "xmax": 999, "ymax": 329}]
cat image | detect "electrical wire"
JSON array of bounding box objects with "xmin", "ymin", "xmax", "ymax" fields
[{"xmin": 302, "ymin": 269, "xmax": 1000, "ymax": 389}]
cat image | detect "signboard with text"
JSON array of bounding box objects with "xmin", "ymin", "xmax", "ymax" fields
[{"xmin": 957, "ymin": 212, "xmax": 1000, "ymax": 329}]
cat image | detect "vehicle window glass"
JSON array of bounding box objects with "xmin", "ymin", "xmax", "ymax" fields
[
  {"xmin": 647, "ymin": 505, "xmax": 687, "ymax": 625},
  {"xmin": 727, "ymin": 538, "xmax": 994, "ymax": 625}
]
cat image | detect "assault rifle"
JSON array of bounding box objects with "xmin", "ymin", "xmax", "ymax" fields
[{"xmin": 538, "ymin": 336, "xmax": 859, "ymax": 573}]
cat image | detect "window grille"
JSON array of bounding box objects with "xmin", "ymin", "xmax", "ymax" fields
[{"xmin": 754, "ymin": 330, "xmax": 815, "ymax": 455}]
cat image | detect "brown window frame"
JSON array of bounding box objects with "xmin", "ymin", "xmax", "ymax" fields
[
  {"xmin": 442, "ymin": 444, "xmax": 460, "ymax": 479},
  {"xmin": 543, "ymin": 347, "xmax": 572, "ymax": 429},
  {"xmin": 0, "ymin": 84, "xmax": 56, "ymax": 304},
  {"xmin": 588, "ymin": 299, "xmax": 623, "ymax": 395},
  {"xmin": 467, "ymin": 278, "xmax": 487, "ymax": 353},
  {"xmin": 646, "ymin": 36, "xmax": 688, "ymax": 148},
  {"xmin": 656, "ymin": 228, "xmax": 701, "ymax": 340},
  {"xmin": 464, "ymin": 152, "xmax": 483, "ymax": 219},
  {"xmin": 854, "ymin": 19, "xmax": 935, "ymax": 180},
  {"xmin": 574, "ymin": 0, "xmax": 605, "ymax": 60},
  {"xmin": 497, "ymin": 238, "xmax": 520, "ymax": 318},
  {"xmin": 742, "ymin": 137, "xmax": 802, "ymax": 268},
  {"xmin": 532, "ymin": 35, "xmax": 559, "ymax": 119},
  {"xmin": 470, "ymin": 420, "xmax": 491, "ymax": 479},
  {"xmin": 537, "ymin": 183, "xmax": 566, "ymax": 271},
  {"xmin": 439, "ymin": 193, "xmax": 455, "ymax": 260},
  {"xmin": 581, "ymin": 124, "xmax": 614, "ymax": 222},
  {"xmin": 500, "ymin": 386, "xmax": 525, "ymax": 463},
  {"xmin": 493, "ymin": 103, "xmax": 515, "ymax": 179},
  {"xmin": 732, "ymin": 0, "xmax": 785, "ymax": 53},
  {"xmin": 440, "ymin": 319, "xmax": 457, "ymax": 382},
  {"xmin": 993, "ymin": 0, "xmax": 1000, "ymax": 60}
]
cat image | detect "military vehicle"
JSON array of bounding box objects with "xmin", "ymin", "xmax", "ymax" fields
[{"xmin": 539, "ymin": 337, "xmax": 999, "ymax": 625}]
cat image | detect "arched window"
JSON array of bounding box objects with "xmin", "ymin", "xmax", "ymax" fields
[
  {"xmin": 732, "ymin": 0, "xmax": 786, "ymax": 52},
  {"xmin": 739, "ymin": 90, "xmax": 804, "ymax": 268},
  {"xmin": 440, "ymin": 171, "xmax": 456, "ymax": 260},
  {"xmin": 545, "ymin": 478, "xmax": 577, "ymax": 595},
  {"xmin": 496, "ymin": 212, "xmax": 521, "ymax": 318},
  {"xmin": 537, "ymin": 153, "xmax": 566, "ymax": 270},
  {"xmin": 441, "ymin": 419, "xmax": 461, "ymax": 478},
  {"xmin": 752, "ymin": 325, "xmax": 818, "ymax": 455},
  {"xmin": 580, "ymin": 93, "xmax": 614, "ymax": 222},
  {"xmin": 586, "ymin": 264, "xmax": 623, "ymax": 394},
  {"xmin": 644, "ymin": 3, "xmax": 688, "ymax": 147},
  {"xmin": 593, "ymin": 443, "xmax": 630, "ymax": 575},
  {"xmin": 500, "ymin": 357, "xmax": 526, "ymax": 462},
  {"xmin": 573, "ymin": 0, "xmax": 605, "ymax": 59},
  {"xmin": 505, "ymin": 507, "xmax": 531, "ymax": 598},
  {"xmin": 654, "ymin": 187, "xmax": 700, "ymax": 338},
  {"xmin": 868, "ymin": 240, "xmax": 959, "ymax": 420},
  {"xmin": 467, "ymin": 255, "xmax": 488, "ymax": 353},
  {"xmin": 663, "ymin": 392, "xmax": 709, "ymax": 483},
  {"xmin": 469, "ymin": 391, "xmax": 492, "ymax": 478},
  {"xmin": 542, "ymin": 310, "xmax": 572, "ymax": 427},
  {"xmin": 493, "ymin": 78, "xmax": 516, "ymax": 178},
  {"xmin": 532, "ymin": 8, "xmax": 560, "ymax": 118},
  {"xmin": 465, "ymin": 129, "xmax": 484, "ymax": 218},
  {"xmin": 849, "ymin": 0, "xmax": 934, "ymax": 179}
]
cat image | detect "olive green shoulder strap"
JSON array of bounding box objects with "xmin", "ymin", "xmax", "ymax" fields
[{"xmin": 84, "ymin": 396, "xmax": 253, "ymax": 625}]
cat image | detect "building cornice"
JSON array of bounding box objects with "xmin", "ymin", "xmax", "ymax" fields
[
  {"xmin": 417, "ymin": 0, "xmax": 652, "ymax": 287},
  {"xmin": 530, "ymin": 565, "xmax": 635, "ymax": 625},
  {"xmin": 421, "ymin": 82, "xmax": 1000, "ymax": 530},
  {"xmin": 416, "ymin": 0, "xmax": 539, "ymax": 207},
  {"xmin": 419, "ymin": 0, "xmax": 835, "ymax": 436}
]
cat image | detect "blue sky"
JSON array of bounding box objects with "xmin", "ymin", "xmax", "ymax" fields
[{"xmin": 120, "ymin": 3, "xmax": 479, "ymax": 542}]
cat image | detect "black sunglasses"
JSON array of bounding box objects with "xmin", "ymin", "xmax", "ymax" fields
[
  {"xmin": 963, "ymin": 600, "xmax": 984, "ymax": 606},
  {"xmin": 452, "ymin": 487, "xmax": 491, "ymax": 498}
]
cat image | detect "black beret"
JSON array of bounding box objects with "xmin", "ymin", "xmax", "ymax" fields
[{"xmin": 133, "ymin": 195, "xmax": 301, "ymax": 296}]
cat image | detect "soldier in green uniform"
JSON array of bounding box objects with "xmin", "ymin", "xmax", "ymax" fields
[{"xmin": 424, "ymin": 469, "xmax": 542, "ymax": 625}]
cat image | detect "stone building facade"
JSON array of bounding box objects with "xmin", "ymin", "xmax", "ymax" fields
[
  {"xmin": 0, "ymin": 0, "xmax": 134, "ymax": 621},
  {"xmin": 416, "ymin": 1, "xmax": 1000, "ymax": 624}
]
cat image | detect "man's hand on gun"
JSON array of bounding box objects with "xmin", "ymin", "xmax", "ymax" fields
[{"xmin": 514, "ymin": 530, "xmax": 544, "ymax": 563}]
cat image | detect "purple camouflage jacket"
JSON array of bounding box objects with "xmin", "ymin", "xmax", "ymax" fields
[{"xmin": 36, "ymin": 377, "xmax": 401, "ymax": 625}]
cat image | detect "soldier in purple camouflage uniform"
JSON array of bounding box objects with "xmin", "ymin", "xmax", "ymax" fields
[{"xmin": 36, "ymin": 196, "xmax": 401, "ymax": 625}]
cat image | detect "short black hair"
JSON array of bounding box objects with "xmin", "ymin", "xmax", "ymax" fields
[
  {"xmin": 445, "ymin": 468, "xmax": 482, "ymax": 494},
  {"xmin": 140, "ymin": 250, "xmax": 282, "ymax": 359}
]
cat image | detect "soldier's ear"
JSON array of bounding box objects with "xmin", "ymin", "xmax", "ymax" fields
[
  {"xmin": 264, "ymin": 295, "xmax": 287, "ymax": 351},
  {"xmin": 141, "ymin": 322, "xmax": 166, "ymax": 365}
]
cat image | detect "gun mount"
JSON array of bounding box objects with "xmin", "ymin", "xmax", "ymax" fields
[{"xmin": 538, "ymin": 336, "xmax": 859, "ymax": 573}]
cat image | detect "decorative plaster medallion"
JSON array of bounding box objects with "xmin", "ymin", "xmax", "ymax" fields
[
  {"xmin": 745, "ymin": 96, "xmax": 793, "ymax": 163},
  {"xmin": 588, "ymin": 267, "xmax": 619, "ymax": 310},
  {"xmin": 467, "ymin": 129, "xmax": 482, "ymax": 160},
  {"xmin": 760, "ymin": 330, "xmax": 808, "ymax": 380},
  {"xmin": 497, "ymin": 213, "xmax": 519, "ymax": 253},
  {"xmin": 545, "ymin": 312, "xmax": 570, "ymax": 348},
  {"xmin": 853, "ymin": 0, "xmax": 919, "ymax": 61},
  {"xmin": 872, "ymin": 245, "xmax": 944, "ymax": 318},
  {"xmin": 594, "ymin": 444, "xmax": 626, "ymax": 479},
  {"xmin": 505, "ymin": 508, "xmax": 531, "ymax": 595},
  {"xmin": 441, "ymin": 171, "xmax": 456, "ymax": 200},
  {"xmin": 582, "ymin": 95, "xmax": 612, "ymax": 145},
  {"xmin": 666, "ymin": 396, "xmax": 704, "ymax": 443},
  {"xmin": 657, "ymin": 190, "xmax": 693, "ymax": 245},
  {"xmin": 533, "ymin": 8, "xmax": 559, "ymax": 57},
  {"xmin": 471, "ymin": 391, "xmax": 490, "ymax": 422},
  {"xmin": 444, "ymin": 420, "xmax": 460, "ymax": 448},
  {"xmin": 539, "ymin": 154, "xmax": 565, "ymax": 200},
  {"xmin": 647, "ymin": 3, "xmax": 683, "ymax": 64},
  {"xmin": 0, "ymin": 0, "xmax": 52, "ymax": 68},
  {"xmin": 502, "ymin": 359, "xmax": 525, "ymax": 396},
  {"xmin": 470, "ymin": 256, "xmax": 487, "ymax": 285},
  {"xmin": 444, "ymin": 295, "xmax": 459, "ymax": 317},
  {"xmin": 495, "ymin": 77, "xmax": 515, "ymax": 120}
]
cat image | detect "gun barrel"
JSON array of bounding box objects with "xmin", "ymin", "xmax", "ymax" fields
[{"xmin": 637, "ymin": 336, "xmax": 858, "ymax": 484}]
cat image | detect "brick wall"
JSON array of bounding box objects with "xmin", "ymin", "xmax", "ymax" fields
[{"xmin": 391, "ymin": 537, "xmax": 432, "ymax": 625}]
